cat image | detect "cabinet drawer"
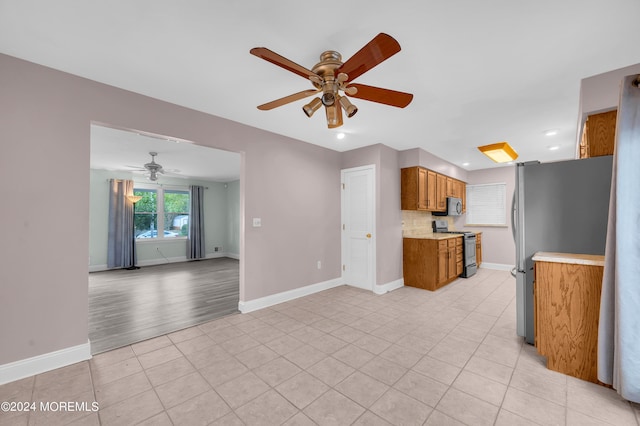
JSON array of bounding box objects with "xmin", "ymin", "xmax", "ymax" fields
[
  {"xmin": 447, "ymin": 239, "xmax": 456, "ymax": 248},
  {"xmin": 456, "ymin": 253, "xmax": 462, "ymax": 262},
  {"xmin": 456, "ymin": 238, "xmax": 462, "ymax": 247},
  {"xmin": 438, "ymin": 240, "xmax": 447, "ymax": 250}
]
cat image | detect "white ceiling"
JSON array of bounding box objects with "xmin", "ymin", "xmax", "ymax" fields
[
  {"xmin": 90, "ymin": 125, "xmax": 241, "ymax": 182},
  {"xmin": 2, "ymin": 1, "xmax": 639, "ymax": 172}
]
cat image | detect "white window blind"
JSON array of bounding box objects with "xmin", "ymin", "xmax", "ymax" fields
[{"xmin": 465, "ymin": 183, "xmax": 507, "ymax": 226}]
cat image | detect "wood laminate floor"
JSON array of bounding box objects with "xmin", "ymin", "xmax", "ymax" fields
[{"xmin": 88, "ymin": 257, "xmax": 239, "ymax": 354}]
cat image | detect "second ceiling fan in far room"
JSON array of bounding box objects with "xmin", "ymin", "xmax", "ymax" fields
[{"xmin": 250, "ymin": 33, "xmax": 413, "ymax": 128}]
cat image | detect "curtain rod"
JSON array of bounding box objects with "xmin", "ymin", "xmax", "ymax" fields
[{"xmin": 105, "ymin": 179, "xmax": 209, "ymax": 190}]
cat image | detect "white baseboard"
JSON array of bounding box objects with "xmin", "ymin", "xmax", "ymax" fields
[
  {"xmin": 239, "ymin": 277, "xmax": 345, "ymax": 313},
  {"xmin": 374, "ymin": 278, "xmax": 404, "ymax": 295},
  {"xmin": 0, "ymin": 341, "xmax": 92, "ymax": 386},
  {"xmin": 89, "ymin": 253, "xmax": 238, "ymax": 272},
  {"xmin": 480, "ymin": 262, "xmax": 515, "ymax": 271},
  {"xmin": 89, "ymin": 264, "xmax": 109, "ymax": 272},
  {"xmin": 138, "ymin": 256, "xmax": 187, "ymax": 267}
]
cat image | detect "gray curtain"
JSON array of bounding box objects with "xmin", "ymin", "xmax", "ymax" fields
[
  {"xmin": 598, "ymin": 75, "xmax": 640, "ymax": 403},
  {"xmin": 107, "ymin": 179, "xmax": 136, "ymax": 268},
  {"xmin": 187, "ymin": 185, "xmax": 205, "ymax": 259}
]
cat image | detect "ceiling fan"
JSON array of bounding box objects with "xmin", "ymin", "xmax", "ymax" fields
[
  {"xmin": 127, "ymin": 152, "xmax": 167, "ymax": 181},
  {"xmin": 250, "ymin": 33, "xmax": 413, "ymax": 128}
]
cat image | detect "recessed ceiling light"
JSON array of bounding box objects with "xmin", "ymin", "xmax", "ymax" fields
[
  {"xmin": 462, "ymin": 162, "xmax": 470, "ymax": 166},
  {"xmin": 548, "ymin": 146, "xmax": 560, "ymax": 151},
  {"xmin": 544, "ymin": 129, "xmax": 558, "ymax": 137},
  {"xmin": 336, "ymin": 132, "xmax": 345, "ymax": 140}
]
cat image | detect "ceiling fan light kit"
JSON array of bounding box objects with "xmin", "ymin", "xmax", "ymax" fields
[{"xmin": 250, "ymin": 33, "xmax": 413, "ymax": 129}]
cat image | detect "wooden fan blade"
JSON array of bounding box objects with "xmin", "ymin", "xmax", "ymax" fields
[
  {"xmin": 257, "ymin": 89, "xmax": 320, "ymax": 110},
  {"xmin": 347, "ymin": 84, "xmax": 413, "ymax": 108},
  {"xmin": 250, "ymin": 47, "xmax": 319, "ymax": 80},
  {"xmin": 337, "ymin": 33, "xmax": 401, "ymax": 82}
]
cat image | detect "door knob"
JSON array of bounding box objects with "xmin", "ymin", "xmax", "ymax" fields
[{"xmin": 366, "ymin": 233, "xmax": 372, "ymax": 238}]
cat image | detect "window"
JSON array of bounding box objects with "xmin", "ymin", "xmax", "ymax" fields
[
  {"xmin": 465, "ymin": 183, "xmax": 507, "ymax": 226},
  {"xmin": 133, "ymin": 187, "xmax": 189, "ymax": 239}
]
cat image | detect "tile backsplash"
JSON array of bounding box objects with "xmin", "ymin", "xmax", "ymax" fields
[{"xmin": 402, "ymin": 210, "xmax": 454, "ymax": 236}]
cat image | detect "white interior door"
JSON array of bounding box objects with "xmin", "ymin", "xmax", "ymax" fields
[{"xmin": 341, "ymin": 165, "xmax": 375, "ymax": 291}]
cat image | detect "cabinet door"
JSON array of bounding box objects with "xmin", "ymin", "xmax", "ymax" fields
[
  {"xmin": 475, "ymin": 233, "xmax": 482, "ymax": 267},
  {"xmin": 447, "ymin": 246, "xmax": 457, "ymax": 280},
  {"xmin": 446, "ymin": 177, "xmax": 454, "ymax": 197},
  {"xmin": 426, "ymin": 170, "xmax": 437, "ymax": 210},
  {"xmin": 461, "ymin": 182, "xmax": 466, "ymax": 213},
  {"xmin": 586, "ymin": 110, "xmax": 617, "ymax": 157},
  {"xmin": 455, "ymin": 238, "xmax": 463, "ymax": 275},
  {"xmin": 417, "ymin": 167, "xmax": 428, "ymax": 210},
  {"xmin": 436, "ymin": 174, "xmax": 447, "ymax": 211},
  {"xmin": 437, "ymin": 247, "xmax": 448, "ymax": 284}
]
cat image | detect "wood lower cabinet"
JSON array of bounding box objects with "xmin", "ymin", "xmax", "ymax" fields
[
  {"xmin": 403, "ymin": 237, "xmax": 462, "ymax": 291},
  {"xmin": 455, "ymin": 237, "xmax": 463, "ymax": 276},
  {"xmin": 475, "ymin": 232, "xmax": 482, "ymax": 267},
  {"xmin": 533, "ymin": 254, "xmax": 605, "ymax": 384}
]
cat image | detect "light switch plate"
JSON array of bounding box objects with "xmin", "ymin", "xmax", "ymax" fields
[{"xmin": 252, "ymin": 218, "xmax": 262, "ymax": 227}]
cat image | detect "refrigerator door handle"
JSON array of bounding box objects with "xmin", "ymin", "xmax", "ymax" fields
[
  {"xmin": 510, "ymin": 192, "xmax": 517, "ymax": 279},
  {"xmin": 511, "ymin": 192, "xmax": 516, "ymax": 244}
]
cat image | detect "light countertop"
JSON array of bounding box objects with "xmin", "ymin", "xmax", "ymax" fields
[
  {"xmin": 532, "ymin": 252, "xmax": 605, "ymax": 267},
  {"xmin": 403, "ymin": 233, "xmax": 464, "ymax": 240}
]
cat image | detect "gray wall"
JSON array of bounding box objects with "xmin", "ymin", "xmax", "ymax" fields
[
  {"xmin": 0, "ymin": 53, "xmax": 341, "ymax": 365},
  {"xmin": 341, "ymin": 144, "xmax": 403, "ymax": 286},
  {"xmin": 454, "ymin": 165, "xmax": 516, "ymax": 267},
  {"xmin": 226, "ymin": 180, "xmax": 240, "ymax": 256}
]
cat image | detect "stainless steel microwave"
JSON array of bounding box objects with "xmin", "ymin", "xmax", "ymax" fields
[
  {"xmin": 433, "ymin": 197, "xmax": 462, "ymax": 216},
  {"xmin": 447, "ymin": 197, "xmax": 462, "ymax": 216}
]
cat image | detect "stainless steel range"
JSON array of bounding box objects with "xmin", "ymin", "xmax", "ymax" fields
[{"xmin": 432, "ymin": 220, "xmax": 477, "ymax": 278}]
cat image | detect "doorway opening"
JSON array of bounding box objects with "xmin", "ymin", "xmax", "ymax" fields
[{"xmin": 89, "ymin": 124, "xmax": 241, "ymax": 354}]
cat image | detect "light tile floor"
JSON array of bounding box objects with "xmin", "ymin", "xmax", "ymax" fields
[{"xmin": 1, "ymin": 269, "xmax": 639, "ymax": 425}]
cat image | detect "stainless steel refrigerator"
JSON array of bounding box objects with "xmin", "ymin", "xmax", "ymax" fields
[{"xmin": 512, "ymin": 156, "xmax": 613, "ymax": 344}]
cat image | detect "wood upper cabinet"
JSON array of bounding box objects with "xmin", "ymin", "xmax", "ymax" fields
[
  {"xmin": 426, "ymin": 170, "xmax": 437, "ymax": 210},
  {"xmin": 401, "ymin": 167, "xmax": 426, "ymax": 210},
  {"xmin": 452, "ymin": 179, "xmax": 466, "ymax": 212},
  {"xmin": 435, "ymin": 173, "xmax": 447, "ymax": 212},
  {"xmin": 446, "ymin": 177, "xmax": 454, "ymax": 197},
  {"xmin": 580, "ymin": 110, "xmax": 617, "ymax": 158},
  {"xmin": 401, "ymin": 167, "xmax": 437, "ymax": 211},
  {"xmin": 401, "ymin": 167, "xmax": 465, "ymax": 213},
  {"xmin": 404, "ymin": 237, "xmax": 462, "ymax": 291}
]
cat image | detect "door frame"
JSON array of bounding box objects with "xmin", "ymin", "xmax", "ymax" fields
[{"xmin": 340, "ymin": 164, "xmax": 376, "ymax": 292}]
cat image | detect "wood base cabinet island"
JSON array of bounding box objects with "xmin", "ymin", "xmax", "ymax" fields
[
  {"xmin": 533, "ymin": 252, "xmax": 605, "ymax": 384},
  {"xmin": 403, "ymin": 236, "xmax": 463, "ymax": 291}
]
